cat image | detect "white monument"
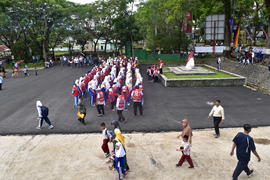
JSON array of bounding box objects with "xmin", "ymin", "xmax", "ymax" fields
[{"xmin": 185, "ymin": 51, "xmax": 195, "ymax": 70}]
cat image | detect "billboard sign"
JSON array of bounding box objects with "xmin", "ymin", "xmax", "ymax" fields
[{"xmin": 205, "ymin": 14, "xmax": 225, "ymax": 40}]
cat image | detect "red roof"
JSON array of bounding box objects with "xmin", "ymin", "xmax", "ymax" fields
[{"xmin": 0, "ymin": 45, "xmax": 10, "ymax": 52}]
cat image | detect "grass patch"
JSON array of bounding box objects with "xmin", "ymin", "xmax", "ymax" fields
[
  {"xmin": 4, "ymin": 61, "xmax": 44, "ymax": 69},
  {"xmin": 53, "ymin": 51, "xmax": 68, "ymax": 56},
  {"xmin": 164, "ymin": 66, "xmax": 236, "ymax": 79}
]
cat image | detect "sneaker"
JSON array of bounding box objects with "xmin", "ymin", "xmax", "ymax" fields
[
  {"xmin": 36, "ymin": 126, "xmax": 41, "ymax": 130},
  {"xmin": 176, "ymin": 164, "xmax": 181, "ymax": 167},
  {"xmin": 247, "ymin": 169, "xmax": 254, "ymax": 177},
  {"xmin": 215, "ymin": 134, "xmax": 220, "ymax": 138},
  {"xmin": 48, "ymin": 125, "xmax": 54, "ymax": 129},
  {"xmin": 97, "ymin": 114, "xmax": 102, "ymax": 117},
  {"xmin": 189, "ymin": 166, "xmax": 194, "ymax": 168}
]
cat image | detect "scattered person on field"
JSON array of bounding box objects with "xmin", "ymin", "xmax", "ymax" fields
[
  {"xmin": 147, "ymin": 66, "xmax": 152, "ymax": 80},
  {"xmin": 217, "ymin": 57, "xmax": 222, "ymax": 70},
  {"xmin": 23, "ymin": 65, "xmax": 29, "ymax": 77},
  {"xmin": 153, "ymin": 66, "xmax": 159, "ymax": 82},
  {"xmin": 72, "ymin": 84, "xmax": 79, "ymax": 107},
  {"xmin": 77, "ymin": 102, "xmax": 86, "ymax": 125},
  {"xmin": 208, "ymin": 100, "xmax": 225, "ymax": 138},
  {"xmin": 36, "ymin": 100, "xmax": 54, "ymax": 130},
  {"xmin": 230, "ymin": 124, "xmax": 261, "ymax": 180},
  {"xmin": 0, "ymin": 75, "xmax": 3, "ymax": 90},
  {"xmin": 100, "ymin": 122, "xmax": 112, "ymax": 158},
  {"xmin": 177, "ymin": 119, "xmax": 193, "ymax": 143},
  {"xmin": 176, "ymin": 135, "xmax": 194, "ymax": 168}
]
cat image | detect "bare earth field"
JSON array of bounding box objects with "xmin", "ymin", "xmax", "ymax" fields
[{"xmin": 0, "ymin": 127, "xmax": 270, "ymax": 180}]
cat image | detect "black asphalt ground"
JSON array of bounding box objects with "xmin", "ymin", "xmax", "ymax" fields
[{"xmin": 0, "ymin": 65, "xmax": 270, "ymax": 135}]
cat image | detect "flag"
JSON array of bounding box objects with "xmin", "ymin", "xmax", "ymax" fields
[{"xmin": 234, "ymin": 24, "xmax": 241, "ymax": 47}]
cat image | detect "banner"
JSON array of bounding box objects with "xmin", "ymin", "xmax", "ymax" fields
[{"xmin": 234, "ymin": 25, "xmax": 240, "ymax": 47}]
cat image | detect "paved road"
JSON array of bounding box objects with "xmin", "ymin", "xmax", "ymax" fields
[{"xmin": 0, "ymin": 65, "xmax": 270, "ymax": 135}]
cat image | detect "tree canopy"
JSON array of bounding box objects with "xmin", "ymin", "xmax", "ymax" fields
[{"xmin": 0, "ymin": 0, "xmax": 270, "ymax": 61}]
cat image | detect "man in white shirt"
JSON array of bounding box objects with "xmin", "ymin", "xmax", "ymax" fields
[{"xmin": 208, "ymin": 100, "xmax": 225, "ymax": 138}]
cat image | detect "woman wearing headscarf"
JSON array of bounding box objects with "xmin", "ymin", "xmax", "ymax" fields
[
  {"xmin": 36, "ymin": 100, "xmax": 54, "ymax": 130},
  {"xmin": 113, "ymin": 128, "xmax": 130, "ymax": 171},
  {"xmin": 177, "ymin": 119, "xmax": 193, "ymax": 143}
]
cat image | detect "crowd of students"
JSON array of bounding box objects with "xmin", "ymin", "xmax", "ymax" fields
[
  {"xmin": 71, "ymin": 56, "xmax": 145, "ymax": 179},
  {"xmin": 72, "ymin": 56, "xmax": 144, "ymax": 123}
]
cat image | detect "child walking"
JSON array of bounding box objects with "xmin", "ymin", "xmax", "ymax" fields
[
  {"xmin": 176, "ymin": 135, "xmax": 194, "ymax": 168},
  {"xmin": 100, "ymin": 122, "xmax": 112, "ymax": 158}
]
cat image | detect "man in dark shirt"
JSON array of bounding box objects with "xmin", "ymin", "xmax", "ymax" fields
[{"xmin": 230, "ymin": 124, "xmax": 261, "ymax": 180}]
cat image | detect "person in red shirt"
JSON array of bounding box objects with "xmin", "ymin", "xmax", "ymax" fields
[
  {"xmin": 121, "ymin": 86, "xmax": 129, "ymax": 110},
  {"xmin": 96, "ymin": 88, "xmax": 105, "ymax": 117},
  {"xmin": 108, "ymin": 88, "xmax": 116, "ymax": 110},
  {"xmin": 131, "ymin": 86, "xmax": 143, "ymax": 116},
  {"xmin": 153, "ymin": 66, "xmax": 160, "ymax": 83},
  {"xmin": 72, "ymin": 84, "xmax": 79, "ymax": 106},
  {"xmin": 116, "ymin": 92, "xmax": 126, "ymax": 122},
  {"xmin": 158, "ymin": 59, "xmax": 164, "ymax": 74},
  {"xmin": 80, "ymin": 81, "xmax": 86, "ymax": 98}
]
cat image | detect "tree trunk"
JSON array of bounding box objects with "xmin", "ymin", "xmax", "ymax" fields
[
  {"xmin": 104, "ymin": 40, "xmax": 108, "ymax": 54},
  {"xmin": 42, "ymin": 41, "xmax": 47, "ymax": 61},
  {"xmin": 81, "ymin": 44, "xmax": 85, "ymax": 53},
  {"xmin": 94, "ymin": 42, "xmax": 97, "ymax": 53},
  {"xmin": 52, "ymin": 47, "xmax": 55, "ymax": 61},
  {"xmin": 223, "ymin": 0, "xmax": 232, "ymax": 55}
]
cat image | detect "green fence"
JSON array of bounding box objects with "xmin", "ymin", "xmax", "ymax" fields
[{"xmin": 125, "ymin": 46, "xmax": 186, "ymax": 61}]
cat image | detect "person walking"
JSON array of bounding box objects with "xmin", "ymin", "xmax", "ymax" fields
[
  {"xmin": 114, "ymin": 141, "xmax": 126, "ymax": 180},
  {"xmin": 131, "ymin": 86, "xmax": 143, "ymax": 116},
  {"xmin": 72, "ymin": 84, "xmax": 79, "ymax": 107},
  {"xmin": 158, "ymin": 59, "xmax": 164, "ymax": 74},
  {"xmin": 100, "ymin": 122, "xmax": 112, "ymax": 158},
  {"xmin": 230, "ymin": 124, "xmax": 261, "ymax": 180},
  {"xmin": 176, "ymin": 135, "xmax": 194, "ymax": 168},
  {"xmin": 96, "ymin": 87, "xmax": 105, "ymax": 117},
  {"xmin": 36, "ymin": 100, "xmax": 54, "ymax": 130},
  {"xmin": 177, "ymin": 119, "xmax": 193, "ymax": 143},
  {"xmin": 217, "ymin": 57, "xmax": 222, "ymax": 70},
  {"xmin": 77, "ymin": 102, "xmax": 86, "ymax": 125},
  {"xmin": 0, "ymin": 75, "xmax": 3, "ymax": 90},
  {"xmin": 208, "ymin": 100, "xmax": 225, "ymax": 138},
  {"xmin": 116, "ymin": 92, "xmax": 126, "ymax": 122}
]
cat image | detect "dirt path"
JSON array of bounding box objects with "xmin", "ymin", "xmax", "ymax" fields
[{"xmin": 0, "ymin": 127, "xmax": 269, "ymax": 180}]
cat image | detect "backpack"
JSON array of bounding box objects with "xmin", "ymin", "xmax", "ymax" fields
[
  {"xmin": 40, "ymin": 106, "xmax": 49, "ymax": 117},
  {"xmin": 105, "ymin": 129, "xmax": 114, "ymax": 139}
]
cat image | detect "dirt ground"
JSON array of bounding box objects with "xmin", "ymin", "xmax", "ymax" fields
[{"xmin": 0, "ymin": 127, "xmax": 270, "ymax": 180}]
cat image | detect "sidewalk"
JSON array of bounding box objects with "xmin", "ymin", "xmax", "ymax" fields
[{"xmin": 0, "ymin": 127, "xmax": 269, "ymax": 180}]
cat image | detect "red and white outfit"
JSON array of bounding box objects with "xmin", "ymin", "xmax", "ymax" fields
[{"xmin": 177, "ymin": 141, "xmax": 194, "ymax": 168}]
